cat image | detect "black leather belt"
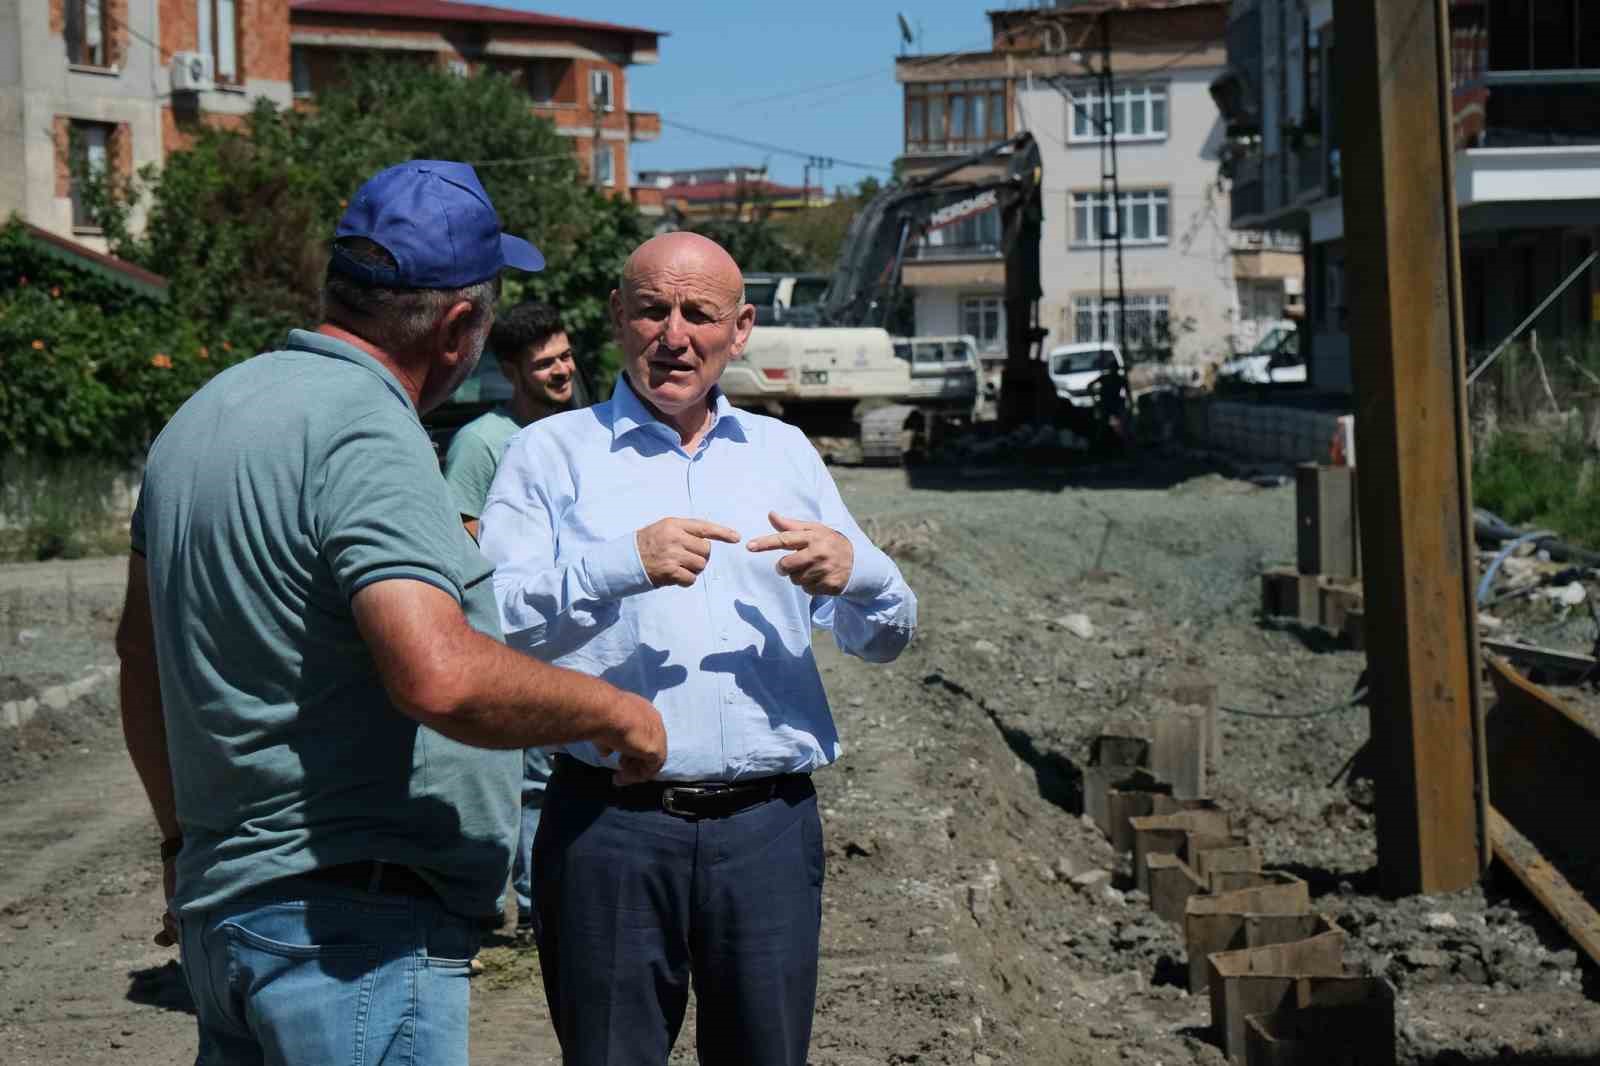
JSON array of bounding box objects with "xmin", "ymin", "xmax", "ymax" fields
[
  {"xmin": 302, "ymin": 861, "xmax": 437, "ymax": 900},
  {"xmin": 551, "ymin": 754, "xmax": 808, "ymax": 820}
]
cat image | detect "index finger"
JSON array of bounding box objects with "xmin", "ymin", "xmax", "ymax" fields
[
  {"xmin": 746, "ymin": 532, "xmax": 806, "ymax": 553},
  {"xmin": 679, "ymin": 520, "xmax": 741, "ymax": 543}
]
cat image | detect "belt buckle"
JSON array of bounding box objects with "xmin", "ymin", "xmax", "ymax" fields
[{"xmin": 661, "ymin": 785, "xmax": 712, "ymax": 818}]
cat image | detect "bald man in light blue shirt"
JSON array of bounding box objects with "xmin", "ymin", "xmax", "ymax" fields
[{"xmin": 480, "ymin": 232, "xmax": 915, "ymax": 1066}]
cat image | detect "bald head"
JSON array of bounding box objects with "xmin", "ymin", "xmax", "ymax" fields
[
  {"xmin": 621, "ymin": 232, "xmax": 744, "ymax": 303},
  {"xmin": 609, "ymin": 232, "xmax": 757, "ymax": 436}
]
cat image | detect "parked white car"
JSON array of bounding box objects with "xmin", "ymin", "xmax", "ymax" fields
[
  {"xmin": 1218, "ymin": 324, "xmax": 1305, "ymax": 385},
  {"xmin": 1047, "ymin": 343, "xmax": 1125, "ymax": 408}
]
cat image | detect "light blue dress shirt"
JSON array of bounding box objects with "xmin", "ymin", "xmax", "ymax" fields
[{"xmin": 479, "ymin": 375, "xmax": 917, "ymax": 782}]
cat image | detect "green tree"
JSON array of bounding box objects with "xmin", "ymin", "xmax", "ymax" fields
[
  {"xmin": 686, "ymin": 217, "xmax": 805, "ymax": 274},
  {"xmin": 776, "ymin": 177, "xmax": 881, "ymax": 272},
  {"xmin": 88, "ymin": 60, "xmax": 647, "ymax": 362}
]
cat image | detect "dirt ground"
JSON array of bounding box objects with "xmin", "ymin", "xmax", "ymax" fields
[{"xmin": 3, "ymin": 457, "xmax": 1600, "ymax": 1065}]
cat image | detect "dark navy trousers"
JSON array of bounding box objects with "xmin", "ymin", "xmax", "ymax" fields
[{"xmin": 532, "ymin": 766, "xmax": 825, "ymax": 1066}]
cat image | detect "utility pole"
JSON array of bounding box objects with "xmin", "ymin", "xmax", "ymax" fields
[
  {"xmin": 1097, "ymin": 10, "xmax": 1127, "ymax": 353},
  {"xmin": 1335, "ymin": 0, "xmax": 1488, "ymax": 895}
]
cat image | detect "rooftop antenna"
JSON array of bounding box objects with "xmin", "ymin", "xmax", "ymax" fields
[{"xmin": 897, "ymin": 12, "xmax": 916, "ymax": 55}]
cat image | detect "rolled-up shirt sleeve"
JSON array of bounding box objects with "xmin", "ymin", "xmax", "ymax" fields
[
  {"xmin": 481, "ymin": 432, "xmax": 654, "ymax": 660},
  {"xmin": 804, "ymin": 449, "xmax": 917, "ymax": 663}
]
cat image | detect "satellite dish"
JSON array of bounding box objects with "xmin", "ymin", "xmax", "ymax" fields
[{"xmin": 897, "ymin": 13, "xmax": 915, "ymax": 46}]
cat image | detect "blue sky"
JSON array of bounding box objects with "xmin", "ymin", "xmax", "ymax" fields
[{"xmin": 502, "ymin": 1, "xmax": 1017, "ymax": 190}]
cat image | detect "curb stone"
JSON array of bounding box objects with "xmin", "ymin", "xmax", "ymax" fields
[{"xmin": 1, "ymin": 664, "xmax": 117, "ymax": 729}]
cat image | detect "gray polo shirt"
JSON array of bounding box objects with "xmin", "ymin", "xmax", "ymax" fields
[{"xmin": 131, "ymin": 329, "xmax": 519, "ymax": 920}]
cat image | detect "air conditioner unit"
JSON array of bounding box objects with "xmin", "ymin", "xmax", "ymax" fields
[{"xmin": 171, "ymin": 51, "xmax": 214, "ymax": 93}]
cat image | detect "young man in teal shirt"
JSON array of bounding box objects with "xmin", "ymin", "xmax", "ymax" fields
[{"xmin": 443, "ymin": 301, "xmax": 575, "ymax": 932}]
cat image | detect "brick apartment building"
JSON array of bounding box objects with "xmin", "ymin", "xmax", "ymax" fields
[
  {"xmin": 0, "ymin": 0, "xmax": 291, "ymax": 247},
  {"xmin": 638, "ymin": 165, "xmax": 831, "ymax": 225},
  {"xmin": 2, "ymin": 0, "xmax": 663, "ymax": 246},
  {"xmin": 288, "ymin": 0, "xmax": 664, "ymax": 209}
]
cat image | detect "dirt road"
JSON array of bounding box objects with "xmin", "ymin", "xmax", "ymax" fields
[{"xmin": 4, "ymin": 461, "xmax": 1599, "ymax": 1064}]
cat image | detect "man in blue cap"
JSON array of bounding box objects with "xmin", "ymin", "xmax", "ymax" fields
[{"xmin": 115, "ymin": 160, "xmax": 667, "ymax": 1066}]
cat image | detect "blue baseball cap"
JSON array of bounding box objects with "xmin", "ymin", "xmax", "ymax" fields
[{"xmin": 330, "ymin": 160, "xmax": 545, "ymax": 288}]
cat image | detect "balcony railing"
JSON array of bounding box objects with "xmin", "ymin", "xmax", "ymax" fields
[
  {"xmin": 910, "ymin": 240, "xmax": 1002, "ymax": 261},
  {"xmin": 1231, "ymin": 230, "xmax": 1302, "ymax": 253}
]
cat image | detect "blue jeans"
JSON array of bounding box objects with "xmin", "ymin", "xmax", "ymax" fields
[
  {"xmin": 512, "ymin": 747, "xmax": 552, "ymax": 922},
  {"xmin": 177, "ymin": 877, "xmax": 482, "ymax": 1066}
]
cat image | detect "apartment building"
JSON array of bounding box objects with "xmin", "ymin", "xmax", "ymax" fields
[
  {"xmin": 894, "ymin": 0, "xmax": 1298, "ymax": 367},
  {"xmin": 288, "ymin": 0, "xmax": 662, "ymax": 206},
  {"xmin": 1219, "ymin": 0, "xmax": 1600, "ymax": 391},
  {"xmin": 0, "ymin": 0, "xmax": 290, "ymax": 247}
]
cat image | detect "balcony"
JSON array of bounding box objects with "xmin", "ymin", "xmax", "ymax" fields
[{"xmin": 628, "ymin": 110, "xmax": 661, "ymax": 142}]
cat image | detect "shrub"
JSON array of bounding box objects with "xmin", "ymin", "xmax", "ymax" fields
[{"xmin": 0, "ymin": 220, "xmax": 247, "ymax": 459}]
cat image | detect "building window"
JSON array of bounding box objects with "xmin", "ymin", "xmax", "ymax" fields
[
  {"xmin": 590, "ymin": 69, "xmax": 614, "ymax": 111},
  {"xmin": 291, "ymin": 46, "xmax": 312, "ymax": 97},
  {"xmin": 528, "ymin": 58, "xmax": 572, "ymax": 104},
  {"xmin": 1068, "ymin": 82, "xmax": 1168, "ymax": 143},
  {"xmin": 961, "ymin": 295, "xmax": 1006, "ymax": 352},
  {"xmin": 196, "ymin": 0, "xmax": 240, "ymax": 84},
  {"xmin": 1072, "ymin": 293, "xmax": 1171, "ymax": 353},
  {"xmin": 65, "ymin": 0, "xmax": 111, "ymax": 67},
  {"xmin": 1071, "ymin": 189, "xmax": 1169, "ymax": 246},
  {"xmin": 447, "ymin": 58, "xmax": 470, "ymax": 78},
  {"xmin": 68, "ymin": 121, "xmax": 112, "ymax": 231},
  {"xmin": 905, "ymin": 79, "xmax": 1007, "ymax": 154},
  {"xmin": 592, "ymin": 143, "xmax": 615, "ymax": 187}
]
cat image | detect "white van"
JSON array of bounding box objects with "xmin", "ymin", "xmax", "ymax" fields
[{"xmin": 1047, "ymin": 342, "xmax": 1125, "ymax": 408}]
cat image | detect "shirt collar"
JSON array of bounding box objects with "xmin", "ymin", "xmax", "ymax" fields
[
  {"xmin": 610, "ymin": 374, "xmax": 749, "ymax": 447},
  {"xmin": 283, "ymin": 328, "xmax": 418, "ymax": 418}
]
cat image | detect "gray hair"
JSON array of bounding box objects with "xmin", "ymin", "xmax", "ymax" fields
[{"xmin": 321, "ymin": 238, "xmax": 499, "ymax": 353}]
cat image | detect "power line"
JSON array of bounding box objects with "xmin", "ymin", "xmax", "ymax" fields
[
  {"xmin": 658, "ymin": 119, "xmax": 891, "ymax": 173},
  {"xmin": 102, "ymin": 4, "xmax": 172, "ymax": 64}
]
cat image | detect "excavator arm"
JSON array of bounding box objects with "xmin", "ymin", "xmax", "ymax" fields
[{"xmin": 815, "ymin": 133, "xmax": 1051, "ymax": 427}]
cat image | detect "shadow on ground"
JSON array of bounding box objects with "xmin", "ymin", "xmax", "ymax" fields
[{"xmin": 126, "ymin": 960, "xmax": 194, "ymax": 1014}]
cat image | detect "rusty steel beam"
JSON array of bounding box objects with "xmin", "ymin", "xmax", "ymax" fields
[
  {"xmin": 1484, "ymin": 657, "xmax": 1600, "ymax": 966},
  {"xmin": 1334, "ymin": 0, "xmax": 1488, "ymax": 895}
]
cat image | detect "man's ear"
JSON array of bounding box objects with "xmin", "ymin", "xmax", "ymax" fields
[
  {"xmin": 608, "ymin": 289, "xmax": 625, "ymax": 342},
  {"xmin": 729, "ymin": 302, "xmax": 757, "ymax": 358},
  {"xmin": 438, "ymin": 299, "xmax": 477, "ymax": 366}
]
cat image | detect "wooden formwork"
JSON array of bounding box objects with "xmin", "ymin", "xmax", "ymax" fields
[
  {"xmin": 1205, "ymin": 932, "xmax": 1350, "ymax": 1064},
  {"xmin": 1184, "ymin": 877, "xmax": 1314, "ymax": 992}
]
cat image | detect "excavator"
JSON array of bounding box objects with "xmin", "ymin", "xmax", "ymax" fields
[{"xmin": 717, "ymin": 133, "xmax": 1054, "ymax": 462}]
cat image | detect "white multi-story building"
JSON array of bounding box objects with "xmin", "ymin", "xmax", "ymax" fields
[{"xmin": 894, "ymin": 0, "xmax": 1301, "ymax": 369}]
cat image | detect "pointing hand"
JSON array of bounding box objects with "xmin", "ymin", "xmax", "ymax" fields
[
  {"xmin": 636, "ymin": 518, "xmax": 741, "ymax": 588},
  {"xmin": 746, "ymin": 511, "xmax": 854, "ymax": 597}
]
